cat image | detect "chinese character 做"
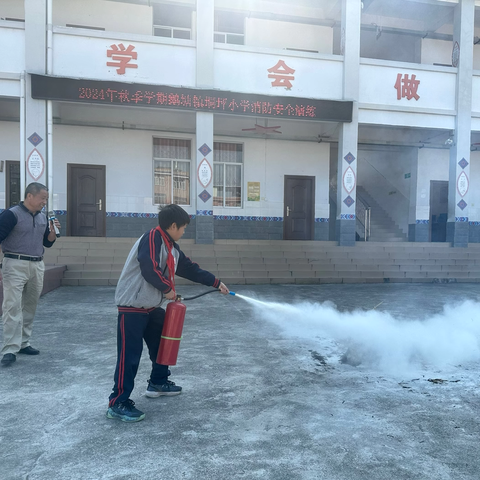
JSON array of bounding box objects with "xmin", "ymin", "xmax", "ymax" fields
[{"xmin": 394, "ymin": 73, "xmax": 420, "ymax": 101}]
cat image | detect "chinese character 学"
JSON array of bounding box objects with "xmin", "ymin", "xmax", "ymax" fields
[
  {"xmin": 268, "ymin": 60, "xmax": 295, "ymax": 89},
  {"xmin": 107, "ymin": 43, "xmax": 138, "ymax": 75},
  {"xmin": 394, "ymin": 73, "xmax": 420, "ymax": 100}
]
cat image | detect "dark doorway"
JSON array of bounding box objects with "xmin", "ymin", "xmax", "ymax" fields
[
  {"xmin": 430, "ymin": 180, "xmax": 448, "ymax": 242},
  {"xmin": 283, "ymin": 175, "xmax": 315, "ymax": 240},
  {"xmin": 5, "ymin": 161, "xmax": 21, "ymax": 208},
  {"xmin": 67, "ymin": 164, "xmax": 106, "ymax": 236}
]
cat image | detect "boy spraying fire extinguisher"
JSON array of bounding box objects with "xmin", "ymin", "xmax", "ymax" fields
[{"xmin": 107, "ymin": 204, "xmax": 229, "ymax": 423}]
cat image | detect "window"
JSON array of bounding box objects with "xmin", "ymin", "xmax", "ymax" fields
[
  {"xmin": 153, "ymin": 4, "xmax": 193, "ymax": 39},
  {"xmin": 213, "ymin": 143, "xmax": 243, "ymax": 207},
  {"xmin": 214, "ymin": 10, "xmax": 244, "ymax": 45},
  {"xmin": 153, "ymin": 138, "xmax": 191, "ymax": 206}
]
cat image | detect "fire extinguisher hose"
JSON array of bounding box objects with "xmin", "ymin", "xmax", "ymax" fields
[{"xmin": 179, "ymin": 289, "xmax": 221, "ymax": 302}]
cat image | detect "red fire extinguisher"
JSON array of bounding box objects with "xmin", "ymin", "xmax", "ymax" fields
[{"xmin": 156, "ymin": 298, "xmax": 187, "ymax": 366}]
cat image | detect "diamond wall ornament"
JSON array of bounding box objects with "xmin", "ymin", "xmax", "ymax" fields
[
  {"xmin": 458, "ymin": 158, "xmax": 468, "ymax": 169},
  {"xmin": 28, "ymin": 132, "xmax": 43, "ymax": 147},
  {"xmin": 198, "ymin": 143, "xmax": 212, "ymax": 156},
  {"xmin": 198, "ymin": 189, "xmax": 211, "ymax": 203},
  {"xmin": 343, "ymin": 195, "xmax": 355, "ymax": 208},
  {"xmin": 344, "ymin": 152, "xmax": 355, "ymax": 164},
  {"xmin": 457, "ymin": 199, "xmax": 467, "ymax": 211}
]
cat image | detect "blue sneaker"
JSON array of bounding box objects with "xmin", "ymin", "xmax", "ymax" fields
[
  {"xmin": 106, "ymin": 399, "xmax": 145, "ymax": 422},
  {"xmin": 145, "ymin": 380, "xmax": 182, "ymax": 398}
]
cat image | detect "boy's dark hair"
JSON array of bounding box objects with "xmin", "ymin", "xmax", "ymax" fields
[
  {"xmin": 158, "ymin": 204, "xmax": 190, "ymax": 230},
  {"xmin": 25, "ymin": 182, "xmax": 48, "ymax": 199}
]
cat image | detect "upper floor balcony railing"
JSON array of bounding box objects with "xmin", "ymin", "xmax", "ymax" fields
[{"xmin": 2, "ymin": 0, "xmax": 480, "ymax": 69}]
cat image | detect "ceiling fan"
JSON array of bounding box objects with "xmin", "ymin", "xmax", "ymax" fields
[{"xmin": 242, "ymin": 120, "xmax": 282, "ymax": 135}]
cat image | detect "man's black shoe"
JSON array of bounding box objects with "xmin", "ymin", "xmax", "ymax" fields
[
  {"xmin": 1, "ymin": 353, "xmax": 16, "ymax": 366},
  {"xmin": 18, "ymin": 346, "xmax": 40, "ymax": 355}
]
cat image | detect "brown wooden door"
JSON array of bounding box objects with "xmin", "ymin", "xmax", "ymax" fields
[
  {"xmin": 5, "ymin": 161, "xmax": 21, "ymax": 208},
  {"xmin": 68, "ymin": 164, "xmax": 106, "ymax": 236},
  {"xmin": 284, "ymin": 175, "xmax": 315, "ymax": 240}
]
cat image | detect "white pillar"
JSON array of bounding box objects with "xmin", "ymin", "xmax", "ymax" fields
[
  {"xmin": 336, "ymin": 0, "xmax": 361, "ymax": 246},
  {"xmin": 447, "ymin": 0, "xmax": 474, "ymax": 247},
  {"xmin": 195, "ymin": 0, "xmax": 215, "ymax": 243}
]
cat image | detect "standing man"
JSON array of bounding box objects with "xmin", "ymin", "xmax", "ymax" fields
[{"xmin": 0, "ymin": 182, "xmax": 61, "ymax": 367}]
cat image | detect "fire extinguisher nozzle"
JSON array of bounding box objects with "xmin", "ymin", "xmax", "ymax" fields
[{"xmin": 229, "ymin": 291, "xmax": 236, "ymax": 296}]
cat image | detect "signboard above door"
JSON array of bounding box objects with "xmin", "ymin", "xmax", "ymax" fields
[{"xmin": 31, "ymin": 74, "xmax": 353, "ymax": 123}]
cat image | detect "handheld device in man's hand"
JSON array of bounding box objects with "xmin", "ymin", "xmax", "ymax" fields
[{"xmin": 48, "ymin": 211, "xmax": 61, "ymax": 238}]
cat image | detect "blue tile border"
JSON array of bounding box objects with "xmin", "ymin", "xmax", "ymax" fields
[
  {"xmin": 340, "ymin": 214, "xmax": 356, "ymax": 220},
  {"xmin": 106, "ymin": 212, "xmax": 158, "ymax": 218},
  {"xmin": 2, "ymin": 210, "xmax": 325, "ymax": 223},
  {"xmin": 455, "ymin": 216, "xmax": 468, "ymax": 222},
  {"xmin": 215, "ymin": 215, "xmax": 282, "ymax": 221},
  {"xmin": 416, "ymin": 219, "xmax": 429, "ymax": 224},
  {"xmin": 469, "ymin": 221, "xmax": 480, "ymax": 226}
]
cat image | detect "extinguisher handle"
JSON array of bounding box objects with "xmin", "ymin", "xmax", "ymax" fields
[{"xmin": 175, "ymin": 294, "xmax": 183, "ymax": 302}]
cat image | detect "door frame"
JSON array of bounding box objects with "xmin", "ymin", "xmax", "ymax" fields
[
  {"xmin": 67, "ymin": 163, "xmax": 106, "ymax": 237},
  {"xmin": 283, "ymin": 175, "xmax": 315, "ymax": 240}
]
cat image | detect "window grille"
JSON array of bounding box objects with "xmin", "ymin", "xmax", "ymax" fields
[
  {"xmin": 153, "ymin": 138, "xmax": 191, "ymax": 206},
  {"xmin": 213, "ymin": 143, "xmax": 243, "ymax": 208}
]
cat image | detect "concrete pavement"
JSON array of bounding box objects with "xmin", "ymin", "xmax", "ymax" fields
[{"xmin": 1, "ymin": 283, "xmax": 479, "ymax": 480}]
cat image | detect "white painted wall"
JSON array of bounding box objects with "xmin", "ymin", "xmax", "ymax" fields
[
  {"xmin": 245, "ymin": 18, "xmax": 333, "ymax": 54},
  {"xmin": 232, "ymin": 137, "xmax": 330, "ymax": 218},
  {"xmin": 413, "ymin": 148, "xmax": 449, "ymax": 222},
  {"xmin": 214, "ymin": 47, "xmax": 343, "ymax": 99},
  {"xmin": 422, "ymin": 38, "xmax": 480, "ymax": 70},
  {"xmin": 0, "ymin": 26, "xmax": 25, "ymax": 75},
  {"xmin": 359, "ymin": 62, "xmax": 456, "ymax": 112},
  {"xmin": 51, "ymin": 125, "xmax": 329, "ymax": 218},
  {"xmin": 52, "ymin": 125, "xmax": 195, "ymax": 214},
  {"xmin": 52, "ymin": 31, "xmax": 196, "ymax": 85},
  {"xmin": 0, "ymin": 1, "xmax": 24, "ymax": 19},
  {"xmin": 468, "ymin": 150, "xmax": 480, "ymax": 222},
  {"xmin": 53, "ymin": 0, "xmax": 153, "ymax": 35}
]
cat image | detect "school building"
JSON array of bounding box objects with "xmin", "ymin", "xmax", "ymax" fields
[{"xmin": 1, "ymin": 0, "xmax": 480, "ymax": 248}]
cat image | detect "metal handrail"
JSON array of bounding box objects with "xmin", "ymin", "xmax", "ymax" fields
[
  {"xmin": 355, "ymin": 194, "xmax": 371, "ymax": 241},
  {"xmin": 330, "ymin": 185, "xmax": 372, "ymax": 241}
]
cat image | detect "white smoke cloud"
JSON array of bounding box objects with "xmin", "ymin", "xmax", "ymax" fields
[{"xmin": 238, "ymin": 295, "xmax": 480, "ymax": 376}]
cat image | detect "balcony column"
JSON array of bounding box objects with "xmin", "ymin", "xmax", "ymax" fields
[
  {"xmin": 446, "ymin": 0, "xmax": 474, "ymax": 247},
  {"xmin": 24, "ymin": 0, "xmax": 48, "ymax": 188},
  {"xmin": 195, "ymin": 0, "xmax": 215, "ymax": 244},
  {"xmin": 335, "ymin": 0, "xmax": 361, "ymax": 246}
]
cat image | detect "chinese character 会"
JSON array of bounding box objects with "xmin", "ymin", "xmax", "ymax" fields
[{"xmin": 268, "ymin": 60, "xmax": 295, "ymax": 89}]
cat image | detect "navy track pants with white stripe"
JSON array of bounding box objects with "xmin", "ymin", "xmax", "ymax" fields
[{"xmin": 108, "ymin": 307, "xmax": 169, "ymax": 406}]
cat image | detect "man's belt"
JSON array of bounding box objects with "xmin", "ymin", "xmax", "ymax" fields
[{"xmin": 3, "ymin": 253, "xmax": 43, "ymax": 262}]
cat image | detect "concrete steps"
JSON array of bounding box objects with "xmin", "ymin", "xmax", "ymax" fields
[{"xmin": 41, "ymin": 237, "xmax": 480, "ymax": 286}]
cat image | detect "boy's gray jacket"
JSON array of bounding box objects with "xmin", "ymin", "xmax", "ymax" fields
[{"xmin": 115, "ymin": 227, "xmax": 219, "ymax": 309}]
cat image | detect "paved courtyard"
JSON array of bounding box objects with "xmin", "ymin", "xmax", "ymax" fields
[{"xmin": 1, "ymin": 283, "xmax": 480, "ymax": 480}]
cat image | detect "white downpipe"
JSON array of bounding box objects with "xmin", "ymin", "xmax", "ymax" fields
[
  {"xmin": 47, "ymin": 0, "xmax": 53, "ymax": 209},
  {"xmin": 20, "ymin": 72, "xmax": 26, "ymax": 197}
]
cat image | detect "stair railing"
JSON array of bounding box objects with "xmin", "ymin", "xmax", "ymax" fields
[
  {"xmin": 330, "ymin": 184, "xmax": 371, "ymax": 241},
  {"xmin": 356, "ymin": 192, "xmax": 371, "ymax": 241}
]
